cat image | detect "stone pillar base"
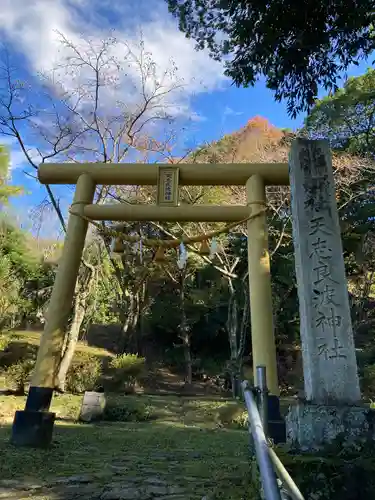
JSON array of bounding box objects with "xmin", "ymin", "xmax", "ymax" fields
[
  {"xmin": 11, "ymin": 410, "xmax": 55, "ymax": 448},
  {"xmin": 286, "ymin": 401, "xmax": 375, "ymax": 451}
]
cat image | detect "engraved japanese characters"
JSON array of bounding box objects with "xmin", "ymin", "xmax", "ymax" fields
[{"xmin": 289, "ymin": 139, "xmax": 360, "ymax": 404}]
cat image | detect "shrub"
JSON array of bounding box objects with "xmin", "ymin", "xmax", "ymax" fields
[
  {"xmin": 216, "ymin": 403, "xmax": 249, "ymax": 429},
  {"xmin": 65, "ymin": 352, "xmax": 102, "ymax": 394},
  {"xmin": 0, "ymin": 334, "xmax": 10, "ymax": 352},
  {"xmin": 0, "ymin": 340, "xmax": 37, "ymax": 370},
  {"xmin": 103, "ymin": 399, "xmax": 153, "ymax": 422},
  {"xmin": 362, "ymin": 364, "xmax": 375, "ymax": 398},
  {"xmin": 230, "ymin": 409, "xmax": 249, "ymax": 429},
  {"xmin": 107, "ymin": 353, "xmax": 145, "ymax": 392},
  {"xmin": 3, "ymin": 358, "xmax": 35, "ymax": 394},
  {"xmin": 109, "ymin": 353, "xmax": 145, "ymax": 375}
]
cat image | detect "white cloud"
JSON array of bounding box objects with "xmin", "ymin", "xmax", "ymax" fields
[
  {"xmin": 0, "ymin": 0, "xmax": 227, "ymax": 121},
  {"xmin": 223, "ymin": 106, "xmax": 244, "ymax": 117},
  {"xmin": 0, "ymin": 1, "xmax": 77, "ymax": 71}
]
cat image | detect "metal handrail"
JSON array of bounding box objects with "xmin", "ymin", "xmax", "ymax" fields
[
  {"xmin": 241, "ymin": 366, "xmax": 305, "ymax": 500},
  {"xmin": 242, "ymin": 380, "xmax": 282, "ymax": 500}
]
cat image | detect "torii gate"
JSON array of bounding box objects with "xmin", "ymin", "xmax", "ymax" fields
[{"xmin": 12, "ymin": 157, "xmax": 290, "ymax": 447}]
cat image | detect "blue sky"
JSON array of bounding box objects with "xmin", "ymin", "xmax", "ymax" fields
[{"xmin": 0, "ymin": 0, "xmax": 372, "ymax": 239}]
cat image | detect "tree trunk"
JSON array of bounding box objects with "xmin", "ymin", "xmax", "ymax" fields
[
  {"xmin": 237, "ymin": 283, "xmax": 249, "ymax": 371},
  {"xmin": 179, "ymin": 270, "xmax": 192, "ymax": 385},
  {"xmin": 183, "ymin": 330, "xmax": 192, "ymax": 385},
  {"xmin": 226, "ymin": 279, "xmax": 250, "ymax": 398},
  {"xmin": 55, "ymin": 294, "xmax": 86, "ymax": 391},
  {"xmin": 226, "ymin": 282, "xmax": 239, "ymax": 397},
  {"xmin": 55, "ymin": 261, "xmax": 96, "ymax": 391},
  {"xmin": 131, "ymin": 281, "xmax": 151, "ymax": 355},
  {"xmin": 119, "ymin": 279, "xmax": 151, "ymax": 354},
  {"xmin": 119, "ymin": 293, "xmax": 138, "ymax": 353},
  {"xmin": 131, "ymin": 292, "xmax": 140, "ymax": 352},
  {"xmin": 136, "ymin": 282, "xmax": 147, "ymax": 355},
  {"xmin": 227, "ymin": 289, "xmax": 238, "ymax": 355}
]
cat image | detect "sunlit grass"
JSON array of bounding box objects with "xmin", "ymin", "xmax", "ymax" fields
[{"xmin": 8, "ymin": 330, "xmax": 113, "ymax": 358}]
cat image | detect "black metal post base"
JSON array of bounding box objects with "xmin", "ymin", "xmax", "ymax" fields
[
  {"xmin": 11, "ymin": 386, "xmax": 55, "ymax": 448},
  {"xmin": 267, "ymin": 395, "xmax": 286, "ymax": 444},
  {"xmin": 11, "ymin": 410, "xmax": 56, "ymax": 448},
  {"xmin": 25, "ymin": 386, "xmax": 54, "ymax": 411}
]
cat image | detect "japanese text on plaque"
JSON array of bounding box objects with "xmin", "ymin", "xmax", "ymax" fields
[{"xmin": 163, "ymin": 173, "xmax": 173, "ymax": 202}]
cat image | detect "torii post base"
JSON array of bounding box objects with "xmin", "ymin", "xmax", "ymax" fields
[{"xmin": 11, "ymin": 386, "xmax": 55, "ymax": 448}]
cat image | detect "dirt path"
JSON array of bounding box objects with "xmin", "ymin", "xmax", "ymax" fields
[{"xmin": 0, "ymin": 465, "xmax": 214, "ymax": 499}]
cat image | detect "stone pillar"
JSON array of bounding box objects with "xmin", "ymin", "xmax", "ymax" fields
[{"xmin": 286, "ymin": 138, "xmax": 370, "ymax": 450}]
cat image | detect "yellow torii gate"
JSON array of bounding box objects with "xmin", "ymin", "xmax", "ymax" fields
[{"xmin": 11, "ymin": 160, "xmax": 289, "ymax": 447}]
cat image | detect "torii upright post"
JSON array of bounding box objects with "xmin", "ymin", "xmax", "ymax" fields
[
  {"xmin": 11, "ymin": 173, "xmax": 96, "ymax": 448},
  {"xmin": 246, "ymin": 174, "xmax": 285, "ymax": 443}
]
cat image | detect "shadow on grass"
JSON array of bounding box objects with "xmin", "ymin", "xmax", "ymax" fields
[{"xmin": 0, "ymin": 419, "xmax": 252, "ymax": 499}]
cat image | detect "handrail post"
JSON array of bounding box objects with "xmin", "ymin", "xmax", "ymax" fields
[
  {"xmin": 242, "ymin": 381, "xmax": 282, "ymax": 500},
  {"xmin": 243, "ymin": 369, "xmax": 305, "ymax": 500},
  {"xmin": 256, "ymin": 365, "xmax": 269, "ymax": 437}
]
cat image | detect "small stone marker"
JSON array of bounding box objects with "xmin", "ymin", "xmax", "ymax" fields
[
  {"xmin": 289, "ymin": 138, "xmax": 361, "ymax": 404},
  {"xmin": 79, "ymin": 391, "xmax": 106, "ymax": 422}
]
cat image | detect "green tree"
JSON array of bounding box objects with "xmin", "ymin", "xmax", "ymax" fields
[
  {"xmin": 0, "ymin": 253, "xmax": 22, "ymax": 327},
  {"xmin": 0, "ymin": 145, "xmax": 22, "ymax": 204},
  {"xmin": 305, "ymin": 76, "xmax": 375, "ymax": 344},
  {"xmin": 0, "ymin": 217, "xmax": 41, "ymax": 328},
  {"xmin": 305, "ymin": 69, "xmax": 375, "ymax": 156},
  {"xmin": 166, "ymin": 0, "xmax": 375, "ymax": 116},
  {"xmin": 0, "ymin": 218, "xmax": 38, "ymax": 279}
]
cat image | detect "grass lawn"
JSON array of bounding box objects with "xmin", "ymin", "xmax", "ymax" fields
[
  {"xmin": 0, "ymin": 393, "xmax": 253, "ymax": 499},
  {"xmin": 0, "ymin": 420, "xmax": 250, "ymax": 481}
]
